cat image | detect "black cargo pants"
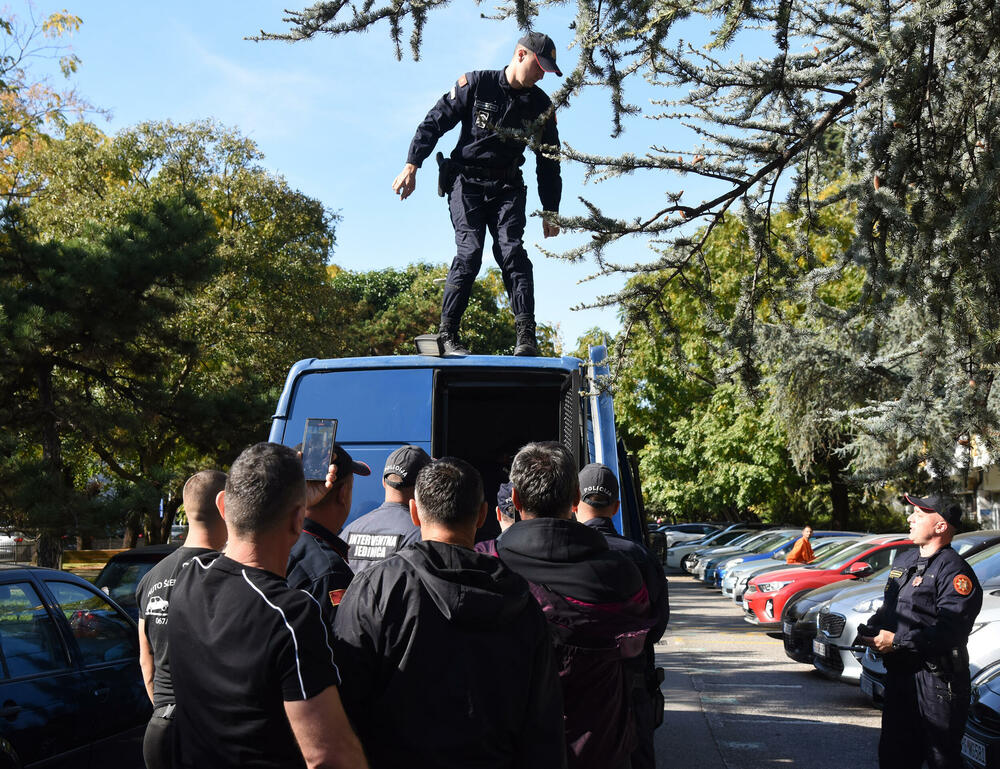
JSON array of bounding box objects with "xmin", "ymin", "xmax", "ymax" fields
[
  {"xmin": 879, "ymin": 664, "xmax": 970, "ymax": 769},
  {"xmin": 441, "ymin": 175, "xmax": 534, "ymax": 328}
]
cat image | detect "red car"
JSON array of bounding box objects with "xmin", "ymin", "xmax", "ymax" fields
[{"xmin": 742, "ymin": 534, "xmax": 914, "ymax": 627}]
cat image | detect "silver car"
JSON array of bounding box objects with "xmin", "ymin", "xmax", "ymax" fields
[{"xmin": 665, "ymin": 527, "xmax": 758, "ymax": 569}]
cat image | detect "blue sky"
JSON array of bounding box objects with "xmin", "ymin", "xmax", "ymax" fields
[{"xmin": 25, "ymin": 0, "xmax": 727, "ymax": 350}]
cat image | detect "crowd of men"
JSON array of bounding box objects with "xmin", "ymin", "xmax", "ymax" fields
[{"xmin": 136, "ymin": 440, "xmax": 669, "ymax": 769}]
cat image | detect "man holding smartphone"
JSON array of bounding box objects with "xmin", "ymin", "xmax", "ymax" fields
[{"xmin": 288, "ymin": 444, "xmax": 371, "ymax": 628}]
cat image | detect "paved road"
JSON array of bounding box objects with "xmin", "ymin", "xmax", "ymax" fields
[{"xmin": 654, "ymin": 573, "xmax": 882, "ymax": 768}]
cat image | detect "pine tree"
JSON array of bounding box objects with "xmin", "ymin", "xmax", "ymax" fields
[{"xmin": 263, "ymin": 0, "xmax": 1000, "ymax": 485}]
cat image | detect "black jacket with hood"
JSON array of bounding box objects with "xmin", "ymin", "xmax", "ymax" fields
[
  {"xmin": 498, "ymin": 518, "xmax": 655, "ymax": 769},
  {"xmin": 331, "ymin": 539, "xmax": 566, "ymax": 769}
]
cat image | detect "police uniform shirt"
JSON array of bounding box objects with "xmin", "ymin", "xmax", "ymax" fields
[
  {"xmin": 406, "ymin": 69, "xmax": 562, "ymax": 212},
  {"xmin": 341, "ymin": 501, "xmax": 421, "ymax": 575},
  {"xmin": 872, "ymin": 545, "xmax": 983, "ymax": 658},
  {"xmin": 167, "ymin": 553, "xmax": 340, "ymax": 769},
  {"xmin": 135, "ymin": 546, "xmax": 215, "ymax": 708},
  {"xmin": 286, "ymin": 517, "xmax": 354, "ymax": 628}
]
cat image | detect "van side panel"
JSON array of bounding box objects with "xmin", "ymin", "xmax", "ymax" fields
[
  {"xmin": 588, "ymin": 345, "xmax": 625, "ymax": 534},
  {"xmin": 276, "ymin": 368, "xmax": 435, "ymax": 521}
]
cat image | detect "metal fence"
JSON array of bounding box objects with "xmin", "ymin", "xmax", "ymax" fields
[{"xmin": 0, "ymin": 541, "xmax": 38, "ymax": 564}]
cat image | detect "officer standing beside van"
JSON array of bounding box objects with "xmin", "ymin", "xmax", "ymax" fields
[
  {"xmin": 391, "ymin": 33, "xmax": 563, "ymax": 357},
  {"xmin": 858, "ymin": 494, "xmax": 982, "ymax": 769}
]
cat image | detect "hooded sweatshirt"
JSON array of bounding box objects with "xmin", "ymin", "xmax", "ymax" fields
[
  {"xmin": 498, "ymin": 518, "xmax": 655, "ymax": 769},
  {"xmin": 331, "ymin": 539, "xmax": 566, "ymax": 769}
]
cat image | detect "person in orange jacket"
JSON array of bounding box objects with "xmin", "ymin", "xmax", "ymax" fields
[{"xmin": 786, "ymin": 525, "xmax": 814, "ymax": 564}]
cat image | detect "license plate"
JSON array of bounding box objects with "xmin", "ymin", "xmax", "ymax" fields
[
  {"xmin": 812, "ymin": 639, "xmax": 828, "ymax": 658},
  {"xmin": 962, "ymin": 735, "xmax": 987, "ymax": 767},
  {"xmin": 783, "ymin": 621, "xmax": 793, "ymax": 636},
  {"xmin": 742, "ymin": 598, "xmax": 749, "ymax": 610}
]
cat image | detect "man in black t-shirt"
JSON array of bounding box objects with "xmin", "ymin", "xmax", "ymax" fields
[
  {"xmin": 136, "ymin": 469, "xmax": 227, "ymax": 769},
  {"xmin": 168, "ymin": 442, "xmax": 368, "ymax": 769}
]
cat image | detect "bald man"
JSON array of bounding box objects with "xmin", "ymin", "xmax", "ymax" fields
[{"xmin": 136, "ymin": 470, "xmax": 228, "ymax": 769}]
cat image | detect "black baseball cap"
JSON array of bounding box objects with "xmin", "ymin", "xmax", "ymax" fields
[
  {"xmin": 904, "ymin": 494, "xmax": 964, "ymax": 528},
  {"xmin": 497, "ymin": 481, "xmax": 518, "ymax": 520},
  {"xmin": 579, "ymin": 463, "xmax": 619, "ymax": 507},
  {"xmin": 383, "ymin": 445, "xmax": 432, "ymax": 489},
  {"xmin": 518, "ymin": 32, "xmax": 562, "ymax": 76}
]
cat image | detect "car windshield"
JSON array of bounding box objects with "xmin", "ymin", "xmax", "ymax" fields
[
  {"xmin": 94, "ymin": 559, "xmax": 158, "ymax": 612},
  {"xmin": 969, "ymin": 543, "xmax": 1000, "ymax": 582},
  {"xmin": 811, "ymin": 541, "xmax": 880, "ymax": 570},
  {"xmin": 746, "ymin": 533, "xmax": 793, "ymax": 553},
  {"xmin": 809, "ymin": 538, "xmax": 857, "ymax": 561}
]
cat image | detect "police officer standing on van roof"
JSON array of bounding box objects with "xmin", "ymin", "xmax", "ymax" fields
[
  {"xmin": 858, "ymin": 494, "xmax": 982, "ymax": 769},
  {"xmin": 392, "ymin": 33, "xmax": 563, "ymax": 358},
  {"xmin": 340, "ymin": 445, "xmax": 432, "ymax": 574}
]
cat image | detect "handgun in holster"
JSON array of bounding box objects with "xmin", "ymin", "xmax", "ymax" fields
[{"xmin": 436, "ymin": 152, "xmax": 458, "ymax": 197}]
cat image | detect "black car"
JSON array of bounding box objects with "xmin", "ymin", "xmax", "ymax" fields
[
  {"xmin": 0, "ymin": 565, "xmax": 150, "ymax": 768},
  {"xmin": 94, "ymin": 544, "xmax": 179, "ymax": 621},
  {"xmin": 964, "ymin": 660, "xmax": 1000, "ymax": 768}
]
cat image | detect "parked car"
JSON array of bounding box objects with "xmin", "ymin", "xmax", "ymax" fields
[
  {"xmin": 687, "ymin": 529, "xmax": 783, "ymax": 576},
  {"xmin": 696, "ymin": 529, "xmax": 800, "ymax": 584},
  {"xmin": 0, "ymin": 564, "xmax": 149, "ymax": 767},
  {"xmin": 712, "ymin": 531, "xmax": 859, "ymax": 590},
  {"xmin": 724, "ymin": 536, "xmax": 862, "ymax": 602},
  {"xmin": 808, "ymin": 535, "xmax": 1000, "ymax": 681},
  {"xmin": 657, "ymin": 523, "xmax": 721, "ymax": 548},
  {"xmin": 743, "ymin": 534, "xmax": 914, "ymax": 627},
  {"xmin": 782, "ymin": 567, "xmax": 886, "ymax": 670},
  {"xmin": 169, "ymin": 524, "xmax": 188, "ymax": 544},
  {"xmin": 788, "ymin": 533, "xmax": 998, "ymax": 675},
  {"xmin": 93, "ymin": 544, "xmax": 179, "ymax": 621},
  {"xmin": 963, "ymin": 660, "xmax": 1000, "ymax": 768},
  {"xmin": 665, "ymin": 524, "xmax": 772, "ymax": 569}
]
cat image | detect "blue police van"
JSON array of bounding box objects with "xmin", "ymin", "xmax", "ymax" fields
[{"xmin": 268, "ymin": 346, "xmax": 648, "ymax": 542}]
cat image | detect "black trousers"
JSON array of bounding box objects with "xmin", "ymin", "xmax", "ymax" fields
[
  {"xmin": 442, "ymin": 175, "xmax": 534, "ymax": 328},
  {"xmin": 879, "ymin": 665, "xmax": 970, "ymax": 769},
  {"xmin": 143, "ymin": 715, "xmax": 173, "ymax": 769}
]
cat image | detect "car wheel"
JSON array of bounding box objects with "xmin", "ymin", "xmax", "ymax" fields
[{"xmin": 681, "ymin": 554, "xmax": 695, "ymax": 571}]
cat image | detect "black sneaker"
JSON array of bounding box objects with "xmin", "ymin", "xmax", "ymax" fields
[{"xmin": 440, "ymin": 330, "xmax": 470, "ymax": 356}]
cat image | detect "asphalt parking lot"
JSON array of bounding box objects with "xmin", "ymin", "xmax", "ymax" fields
[{"xmin": 655, "ymin": 573, "xmax": 882, "ymax": 769}]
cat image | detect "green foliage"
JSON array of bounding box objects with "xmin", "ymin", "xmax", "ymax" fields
[
  {"xmin": 268, "ymin": 0, "xmax": 1000, "ymax": 495},
  {"xmin": 328, "ymin": 263, "xmax": 560, "ymax": 356}
]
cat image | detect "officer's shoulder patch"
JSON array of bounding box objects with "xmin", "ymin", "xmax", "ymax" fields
[
  {"xmin": 954, "ymin": 574, "xmax": 973, "ymax": 596},
  {"xmin": 329, "ymin": 589, "xmax": 346, "ymax": 607},
  {"xmin": 458, "ymin": 74, "xmax": 468, "ymax": 87}
]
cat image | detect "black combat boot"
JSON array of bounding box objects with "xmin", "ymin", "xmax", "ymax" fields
[
  {"xmin": 439, "ymin": 327, "xmax": 471, "ymax": 356},
  {"xmin": 513, "ymin": 317, "xmax": 539, "ymax": 357}
]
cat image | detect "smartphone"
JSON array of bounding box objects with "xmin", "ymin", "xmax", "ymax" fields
[{"xmin": 301, "ymin": 418, "xmax": 338, "ymax": 481}]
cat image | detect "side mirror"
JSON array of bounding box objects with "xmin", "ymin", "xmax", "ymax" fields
[{"xmin": 848, "ymin": 561, "xmax": 873, "ymax": 578}]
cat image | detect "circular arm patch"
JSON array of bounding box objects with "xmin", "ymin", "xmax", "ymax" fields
[{"xmin": 954, "ymin": 575, "xmax": 973, "ymax": 596}]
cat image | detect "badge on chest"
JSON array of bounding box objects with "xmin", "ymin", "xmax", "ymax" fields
[{"xmin": 473, "ymin": 99, "xmax": 500, "ymax": 129}]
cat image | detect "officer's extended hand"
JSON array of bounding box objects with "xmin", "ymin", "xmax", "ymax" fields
[
  {"xmin": 303, "ymin": 457, "xmax": 338, "ymax": 509},
  {"xmin": 871, "ymin": 629, "xmax": 896, "ymax": 653},
  {"xmin": 393, "ymin": 164, "xmax": 418, "ymax": 201}
]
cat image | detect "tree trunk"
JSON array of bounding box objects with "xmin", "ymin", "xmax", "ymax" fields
[
  {"xmin": 34, "ymin": 531, "xmax": 62, "ymax": 568},
  {"xmin": 825, "ymin": 452, "xmax": 851, "ymax": 529},
  {"xmin": 158, "ymin": 496, "xmax": 182, "ymax": 544}
]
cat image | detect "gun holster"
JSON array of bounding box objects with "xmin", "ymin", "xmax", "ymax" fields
[{"xmin": 436, "ymin": 152, "xmax": 458, "ymax": 197}]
